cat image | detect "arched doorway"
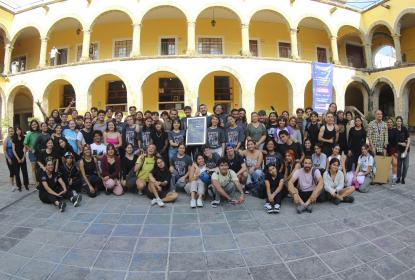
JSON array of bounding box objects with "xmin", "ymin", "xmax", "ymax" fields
[
  {"xmin": 0, "ymin": 29, "xmax": 6, "ymax": 73},
  {"xmin": 9, "ymin": 86, "xmax": 34, "ymax": 131},
  {"xmin": 198, "ymin": 71, "xmax": 241, "ymax": 113},
  {"xmin": 44, "ymin": 79, "xmax": 76, "ymax": 114},
  {"xmin": 369, "ymin": 24, "xmax": 396, "ymax": 68},
  {"xmin": 297, "ymin": 17, "xmax": 331, "ymax": 62},
  {"xmin": 345, "ymin": 81, "xmax": 368, "ymax": 114},
  {"xmin": 195, "ymin": 6, "xmax": 241, "ymax": 55},
  {"xmin": 90, "ymin": 10, "xmax": 133, "ymax": 59},
  {"xmin": 337, "ymin": 25, "xmax": 366, "ymax": 68},
  {"xmin": 88, "ymin": 74, "xmax": 128, "ymax": 112},
  {"xmin": 304, "ymin": 79, "xmax": 336, "ymax": 111},
  {"xmin": 141, "ymin": 6, "xmax": 187, "ymax": 56},
  {"xmin": 249, "ymin": 10, "xmax": 290, "ymax": 58},
  {"xmin": 373, "ymin": 81, "xmax": 395, "ymax": 117},
  {"xmin": 255, "ymin": 73, "xmax": 292, "ymax": 114},
  {"xmin": 400, "ymin": 77, "xmax": 415, "ymax": 127},
  {"xmin": 395, "ymin": 12, "xmax": 415, "ymax": 63},
  {"xmin": 46, "ymin": 18, "xmax": 83, "ymax": 65},
  {"xmin": 11, "ymin": 27, "xmax": 41, "ymax": 72}
]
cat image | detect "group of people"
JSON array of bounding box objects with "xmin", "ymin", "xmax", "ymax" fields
[{"xmin": 3, "ymin": 101, "xmax": 411, "ymax": 214}]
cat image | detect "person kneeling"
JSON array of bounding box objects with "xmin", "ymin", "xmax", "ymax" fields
[
  {"xmin": 264, "ymin": 164, "xmax": 285, "ymax": 214},
  {"xmin": 185, "ymin": 154, "xmax": 208, "ymax": 208},
  {"xmin": 209, "ymin": 158, "xmax": 245, "ymax": 207},
  {"xmin": 59, "ymin": 152, "xmax": 82, "ymax": 207},
  {"xmin": 148, "ymin": 157, "xmax": 178, "ymax": 207},
  {"xmin": 288, "ymin": 157, "xmax": 324, "ymax": 214},
  {"xmin": 323, "ymin": 158, "xmax": 354, "ymax": 205},
  {"xmin": 39, "ymin": 160, "xmax": 80, "ymax": 212}
]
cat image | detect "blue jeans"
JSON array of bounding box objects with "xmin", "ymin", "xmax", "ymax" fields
[
  {"xmin": 247, "ymin": 169, "xmax": 264, "ymax": 196},
  {"xmin": 397, "ymin": 151, "xmax": 409, "ymax": 180},
  {"xmin": 168, "ymin": 147, "xmax": 177, "ymax": 162}
]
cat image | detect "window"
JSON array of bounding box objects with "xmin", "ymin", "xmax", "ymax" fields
[
  {"xmin": 114, "ymin": 40, "xmax": 132, "ymax": 58},
  {"xmin": 317, "ymin": 47, "xmax": 328, "ymax": 63},
  {"xmin": 107, "ymin": 81, "xmax": 127, "ymax": 112},
  {"xmin": 249, "ymin": 40, "xmax": 259, "ymax": 56},
  {"xmin": 198, "ymin": 37, "xmax": 223, "ymax": 55},
  {"xmin": 77, "ymin": 43, "xmax": 99, "ymax": 62},
  {"xmin": 160, "ymin": 38, "xmax": 176, "ymax": 55},
  {"xmin": 346, "ymin": 44, "xmax": 365, "ymax": 68},
  {"xmin": 56, "ymin": 48, "xmax": 68, "ymax": 65},
  {"xmin": 10, "ymin": 56, "xmax": 26, "ymax": 73},
  {"xmin": 278, "ymin": 42, "xmax": 291, "ymax": 58},
  {"xmin": 158, "ymin": 78, "xmax": 184, "ymax": 111},
  {"xmin": 60, "ymin": 85, "xmax": 76, "ymax": 112},
  {"xmin": 214, "ymin": 76, "xmax": 232, "ymax": 101}
]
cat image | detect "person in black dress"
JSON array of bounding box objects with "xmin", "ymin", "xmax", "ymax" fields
[
  {"xmin": 12, "ymin": 127, "xmax": 29, "ymax": 191},
  {"xmin": 347, "ymin": 116, "xmax": 366, "ymax": 166},
  {"xmin": 395, "ymin": 116, "xmax": 410, "ymax": 184},
  {"xmin": 386, "ymin": 118, "xmax": 398, "ymax": 184},
  {"xmin": 121, "ymin": 143, "xmax": 138, "ymax": 190},
  {"xmin": 318, "ymin": 112, "xmax": 339, "ymax": 156},
  {"xmin": 151, "ymin": 121, "xmax": 168, "ymax": 161},
  {"xmin": 79, "ymin": 144, "xmax": 102, "ymax": 197}
]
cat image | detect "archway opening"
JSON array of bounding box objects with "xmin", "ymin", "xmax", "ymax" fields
[
  {"xmin": 44, "ymin": 79, "xmax": 76, "ymax": 114},
  {"xmin": 370, "ymin": 24, "xmax": 395, "ymax": 68},
  {"xmin": 374, "ymin": 82, "xmax": 395, "ymax": 117},
  {"xmin": 142, "ymin": 71, "xmax": 185, "ymax": 112},
  {"xmin": 401, "ymin": 78, "xmax": 415, "ymax": 127},
  {"xmin": 345, "ymin": 81, "xmax": 366, "ymax": 114},
  {"xmin": 196, "ymin": 7, "xmax": 241, "ymax": 55},
  {"xmin": 141, "ymin": 6, "xmax": 187, "ymax": 56},
  {"xmin": 10, "ymin": 86, "xmax": 33, "ymax": 131},
  {"xmin": 88, "ymin": 74, "xmax": 128, "ymax": 112},
  {"xmin": 11, "ymin": 27, "xmax": 41, "ymax": 72},
  {"xmin": 337, "ymin": 25, "xmax": 365, "ymax": 68},
  {"xmin": 396, "ymin": 13, "xmax": 415, "ymax": 63},
  {"xmin": 90, "ymin": 10, "xmax": 133, "ymax": 60},
  {"xmin": 304, "ymin": 79, "xmax": 336, "ymax": 111},
  {"xmin": 0, "ymin": 29, "xmax": 5, "ymax": 73},
  {"xmin": 297, "ymin": 17, "xmax": 331, "ymax": 62},
  {"xmin": 47, "ymin": 18, "xmax": 83, "ymax": 65},
  {"xmin": 198, "ymin": 71, "xmax": 241, "ymax": 114},
  {"xmin": 255, "ymin": 73, "xmax": 292, "ymax": 114},
  {"xmin": 249, "ymin": 10, "xmax": 290, "ymax": 58}
]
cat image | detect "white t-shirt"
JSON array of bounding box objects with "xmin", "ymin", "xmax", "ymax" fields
[
  {"xmin": 358, "ymin": 154, "xmax": 374, "ymax": 172},
  {"xmin": 50, "ymin": 48, "xmax": 58, "ymax": 58},
  {"xmin": 90, "ymin": 143, "xmax": 106, "ymax": 157}
]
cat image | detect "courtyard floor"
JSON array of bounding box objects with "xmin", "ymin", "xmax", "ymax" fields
[{"xmin": 0, "ymin": 149, "xmax": 414, "ymax": 280}]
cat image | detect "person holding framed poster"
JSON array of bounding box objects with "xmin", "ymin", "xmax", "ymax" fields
[{"xmin": 185, "ymin": 117, "xmax": 207, "ymax": 147}]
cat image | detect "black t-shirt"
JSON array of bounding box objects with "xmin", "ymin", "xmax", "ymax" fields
[
  {"xmin": 12, "ymin": 136, "xmax": 25, "ymax": 158},
  {"xmin": 387, "ymin": 128, "xmax": 398, "ymax": 150},
  {"xmin": 59, "ymin": 164, "xmax": 80, "ymax": 183},
  {"xmin": 306, "ymin": 123, "xmax": 320, "ymax": 146},
  {"xmin": 396, "ymin": 126, "xmax": 410, "ymax": 153},
  {"xmin": 265, "ymin": 173, "xmax": 284, "ymax": 192},
  {"xmin": 227, "ymin": 153, "xmax": 244, "ymax": 173},
  {"xmin": 205, "ymin": 153, "xmax": 220, "ymax": 169},
  {"xmin": 81, "ymin": 129, "xmax": 94, "ymax": 145},
  {"xmin": 150, "ymin": 131, "xmax": 168, "ymax": 153},
  {"xmin": 151, "ymin": 167, "xmax": 171, "ymax": 191},
  {"xmin": 266, "ymin": 124, "xmax": 278, "ymax": 139},
  {"xmin": 38, "ymin": 149, "xmax": 58, "ymax": 166},
  {"xmin": 121, "ymin": 155, "xmax": 138, "ymax": 178},
  {"xmin": 40, "ymin": 172, "xmax": 61, "ymax": 193},
  {"xmin": 348, "ymin": 127, "xmax": 366, "ymax": 153},
  {"xmin": 263, "ymin": 152, "xmax": 283, "ymax": 170},
  {"xmin": 279, "ymin": 142, "xmax": 303, "ymax": 160}
]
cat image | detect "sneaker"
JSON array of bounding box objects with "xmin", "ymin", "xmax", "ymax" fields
[
  {"xmin": 264, "ymin": 203, "xmax": 272, "ymax": 211},
  {"xmin": 402, "ymin": 179, "xmax": 406, "ymax": 184},
  {"xmin": 11, "ymin": 186, "xmax": 17, "ymax": 192},
  {"xmin": 305, "ymin": 205, "xmax": 313, "ymax": 213},
  {"xmin": 58, "ymin": 201, "xmax": 66, "ymax": 212},
  {"xmin": 396, "ymin": 178, "xmax": 401, "ymax": 184},
  {"xmin": 138, "ymin": 190, "xmax": 144, "ymax": 196},
  {"xmin": 24, "ymin": 185, "xmax": 29, "ymax": 191},
  {"xmin": 190, "ymin": 199, "xmax": 197, "ymax": 208},
  {"xmin": 151, "ymin": 198, "xmax": 158, "ymax": 206},
  {"xmin": 156, "ymin": 198, "xmax": 165, "ymax": 207},
  {"xmin": 73, "ymin": 194, "xmax": 82, "ymax": 207},
  {"xmin": 342, "ymin": 196, "xmax": 354, "ymax": 203},
  {"xmin": 296, "ymin": 204, "xmax": 306, "ymax": 214},
  {"xmin": 333, "ymin": 199, "xmax": 341, "ymax": 205},
  {"xmin": 211, "ymin": 200, "xmax": 220, "ymax": 208},
  {"xmin": 391, "ymin": 177, "xmax": 396, "ymax": 186},
  {"xmin": 273, "ymin": 204, "xmax": 281, "ymax": 213},
  {"xmin": 196, "ymin": 198, "xmax": 203, "ymax": 207},
  {"xmin": 267, "ymin": 208, "xmax": 274, "ymax": 214},
  {"xmin": 18, "ymin": 187, "xmax": 22, "ymax": 192}
]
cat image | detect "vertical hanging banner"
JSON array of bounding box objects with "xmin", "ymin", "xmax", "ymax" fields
[{"xmin": 312, "ymin": 62, "xmax": 333, "ymax": 115}]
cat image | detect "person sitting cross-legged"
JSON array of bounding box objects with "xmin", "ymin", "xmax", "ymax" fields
[
  {"xmin": 147, "ymin": 157, "xmax": 178, "ymax": 207},
  {"xmin": 288, "ymin": 157, "xmax": 324, "ymax": 214},
  {"xmin": 323, "ymin": 158, "xmax": 355, "ymax": 205},
  {"xmin": 208, "ymin": 158, "xmax": 245, "ymax": 207}
]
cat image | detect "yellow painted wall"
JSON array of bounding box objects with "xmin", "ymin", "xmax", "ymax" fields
[
  {"xmin": 0, "ymin": 7, "xmax": 13, "ymax": 34},
  {"xmin": 198, "ymin": 71, "xmax": 241, "ymax": 111},
  {"xmin": 45, "ymin": 80, "xmax": 72, "ymax": 113},
  {"xmin": 409, "ymin": 83, "xmax": 415, "ymax": 126},
  {"xmin": 249, "ymin": 21, "xmax": 290, "ymax": 58},
  {"xmin": 91, "ymin": 22, "xmax": 132, "ymax": 59},
  {"xmin": 89, "ymin": 74, "xmax": 121, "ymax": 109},
  {"xmin": 12, "ymin": 35, "xmax": 40, "ymax": 70},
  {"xmin": 298, "ymin": 27, "xmax": 331, "ymax": 62},
  {"xmin": 142, "ymin": 72, "xmax": 179, "ymax": 111},
  {"xmin": 401, "ymin": 27, "xmax": 415, "ymax": 63},
  {"xmin": 0, "ymin": 40, "xmax": 4, "ymax": 71},
  {"xmin": 141, "ymin": 19, "xmax": 187, "ymax": 56},
  {"xmin": 338, "ymin": 36, "xmax": 362, "ymax": 66},
  {"xmin": 196, "ymin": 19, "xmax": 241, "ymax": 55},
  {"xmin": 47, "ymin": 29, "xmax": 82, "ymax": 64},
  {"xmin": 255, "ymin": 74, "xmax": 289, "ymax": 113}
]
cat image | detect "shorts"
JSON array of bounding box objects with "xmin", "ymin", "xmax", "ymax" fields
[
  {"xmin": 28, "ymin": 151, "xmax": 37, "ymax": 163},
  {"xmin": 147, "ymin": 188, "xmax": 169, "ymax": 200}
]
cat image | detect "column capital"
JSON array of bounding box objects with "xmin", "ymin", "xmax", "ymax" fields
[
  {"xmin": 393, "ymin": 33, "xmax": 401, "ymax": 39},
  {"xmin": 241, "ymin": 23, "xmax": 249, "ymax": 29},
  {"xmin": 290, "ymin": 28, "xmax": 298, "ymax": 33},
  {"xmin": 82, "ymin": 29, "xmax": 91, "ymax": 34},
  {"xmin": 330, "ymin": 35, "xmax": 337, "ymax": 40},
  {"xmin": 132, "ymin": 23, "xmax": 142, "ymax": 28},
  {"xmin": 187, "ymin": 21, "xmax": 196, "ymax": 26},
  {"xmin": 40, "ymin": 37, "xmax": 49, "ymax": 42}
]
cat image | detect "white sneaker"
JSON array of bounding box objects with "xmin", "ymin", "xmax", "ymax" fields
[
  {"xmin": 11, "ymin": 186, "xmax": 17, "ymax": 192},
  {"xmin": 264, "ymin": 203, "xmax": 272, "ymax": 211},
  {"xmin": 151, "ymin": 198, "xmax": 158, "ymax": 206},
  {"xmin": 156, "ymin": 198, "xmax": 165, "ymax": 207},
  {"xmin": 190, "ymin": 199, "xmax": 197, "ymax": 208},
  {"xmin": 196, "ymin": 198, "xmax": 203, "ymax": 207}
]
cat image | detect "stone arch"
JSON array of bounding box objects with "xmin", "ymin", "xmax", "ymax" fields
[
  {"xmin": 366, "ymin": 20, "xmax": 394, "ymax": 43},
  {"xmin": 0, "ymin": 23, "xmax": 10, "ymax": 42},
  {"xmin": 9, "ymin": 26, "xmax": 41, "ymax": 71},
  {"xmin": 45, "ymin": 16, "xmax": 85, "ymax": 38},
  {"xmin": 295, "ymin": 15, "xmax": 333, "ymax": 37},
  {"xmin": 88, "ymin": 7, "xmax": 135, "ymax": 29},
  {"xmin": 10, "ymin": 24, "xmax": 42, "ymax": 45},
  {"xmin": 194, "ymin": 4, "xmax": 242, "ymax": 23},
  {"xmin": 138, "ymin": 3, "xmax": 189, "ymax": 24},
  {"xmin": 246, "ymin": 7, "xmax": 292, "ymax": 29},
  {"xmin": 7, "ymin": 84, "xmax": 34, "ymax": 130},
  {"xmin": 336, "ymin": 25, "xmax": 366, "ymax": 67},
  {"xmin": 372, "ymin": 77, "xmax": 397, "ymax": 117},
  {"xmin": 343, "ymin": 78, "xmax": 370, "ymax": 115},
  {"xmin": 398, "ymin": 73, "xmax": 415, "ymax": 126},
  {"xmin": 42, "ymin": 77, "xmax": 77, "ymax": 114},
  {"xmin": 393, "ymin": 8, "xmax": 415, "ymax": 34}
]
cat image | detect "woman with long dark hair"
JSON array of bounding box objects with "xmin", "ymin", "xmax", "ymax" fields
[
  {"xmin": 395, "ymin": 116, "xmax": 410, "ymax": 184},
  {"xmin": 347, "ymin": 116, "xmax": 366, "ymax": 166},
  {"xmin": 12, "ymin": 127, "xmax": 29, "ymax": 191},
  {"xmin": 79, "ymin": 144, "xmax": 102, "ymax": 197},
  {"xmin": 4, "ymin": 127, "xmax": 15, "ymax": 189},
  {"xmin": 24, "ymin": 119, "xmax": 40, "ymax": 184},
  {"xmin": 101, "ymin": 144, "xmax": 123, "ymax": 196}
]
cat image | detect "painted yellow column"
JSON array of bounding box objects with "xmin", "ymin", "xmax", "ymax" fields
[
  {"xmin": 39, "ymin": 37, "xmax": 48, "ymax": 67},
  {"xmin": 364, "ymin": 43, "xmax": 373, "ymax": 68},
  {"xmin": 241, "ymin": 23, "xmax": 250, "ymax": 56},
  {"xmin": 2, "ymin": 42, "xmax": 12, "ymax": 75},
  {"xmin": 330, "ymin": 36, "xmax": 340, "ymax": 64},
  {"xmin": 186, "ymin": 21, "xmax": 196, "ymax": 55},
  {"xmin": 131, "ymin": 23, "xmax": 141, "ymax": 57},
  {"xmin": 290, "ymin": 28, "xmax": 299, "ymax": 60},
  {"xmin": 81, "ymin": 29, "xmax": 91, "ymax": 61},
  {"xmin": 393, "ymin": 34, "xmax": 402, "ymax": 65}
]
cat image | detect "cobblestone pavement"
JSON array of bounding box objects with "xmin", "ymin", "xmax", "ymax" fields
[{"xmin": 0, "ymin": 149, "xmax": 414, "ymax": 280}]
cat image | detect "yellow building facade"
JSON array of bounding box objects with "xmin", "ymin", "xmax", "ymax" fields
[{"xmin": 0, "ymin": 0, "xmax": 414, "ymax": 132}]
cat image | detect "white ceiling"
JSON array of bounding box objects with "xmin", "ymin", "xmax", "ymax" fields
[
  {"xmin": 94, "ymin": 11, "xmax": 132, "ymax": 24},
  {"xmin": 143, "ymin": 6, "xmax": 186, "ymax": 19},
  {"xmin": 298, "ymin": 18, "xmax": 327, "ymax": 30}
]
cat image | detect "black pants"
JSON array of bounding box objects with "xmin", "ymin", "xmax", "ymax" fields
[
  {"xmin": 266, "ymin": 188, "xmax": 286, "ymax": 206},
  {"xmin": 299, "ymin": 189, "xmax": 326, "ymax": 203},
  {"xmin": 67, "ymin": 177, "xmax": 83, "ymax": 193},
  {"xmin": 82, "ymin": 174, "xmax": 103, "ymax": 197},
  {"xmin": 13, "ymin": 158, "xmax": 29, "ymax": 188},
  {"xmin": 6, "ymin": 159, "xmax": 14, "ymax": 178},
  {"xmin": 39, "ymin": 185, "xmax": 74, "ymax": 204}
]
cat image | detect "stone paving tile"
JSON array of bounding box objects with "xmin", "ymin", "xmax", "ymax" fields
[
  {"xmin": 320, "ymin": 249, "xmax": 363, "ymax": 272},
  {"xmin": 250, "ymin": 263, "xmax": 295, "ymax": 280},
  {"xmin": 62, "ymin": 248, "xmax": 100, "ymax": 267},
  {"xmin": 170, "ymin": 237, "xmax": 203, "ymax": 252},
  {"xmin": 209, "ymin": 268, "xmax": 251, "ymax": 280},
  {"xmin": 168, "ymin": 252, "xmax": 207, "ymax": 271},
  {"xmin": 169, "ymin": 271, "xmax": 209, "ymax": 280},
  {"xmin": 368, "ymin": 255, "xmax": 408, "ymax": 280},
  {"xmin": 241, "ymin": 246, "xmax": 282, "ymax": 266},
  {"xmin": 129, "ymin": 252, "xmax": 168, "ymax": 271},
  {"xmin": 135, "ymin": 238, "xmax": 169, "ymax": 253},
  {"xmin": 275, "ymin": 241, "xmax": 315, "ymax": 261},
  {"xmin": 202, "ymin": 234, "xmax": 237, "ymax": 251},
  {"xmin": 86, "ymin": 269, "xmax": 126, "ymax": 280},
  {"xmin": 206, "ymin": 250, "xmax": 245, "ymax": 270},
  {"xmin": 393, "ymin": 246, "xmax": 415, "ymax": 268},
  {"xmin": 347, "ymin": 243, "xmax": 387, "ymax": 263},
  {"xmin": 16, "ymin": 259, "xmax": 56, "ymax": 280},
  {"xmin": 93, "ymin": 251, "xmax": 132, "ymax": 270},
  {"xmin": 287, "ymin": 256, "xmax": 332, "ymax": 280},
  {"xmin": 304, "ymin": 235, "xmax": 343, "ymax": 254},
  {"xmin": 337, "ymin": 264, "xmax": 384, "ymax": 280}
]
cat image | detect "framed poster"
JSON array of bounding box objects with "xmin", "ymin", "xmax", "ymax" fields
[{"xmin": 186, "ymin": 117, "xmax": 207, "ymax": 146}]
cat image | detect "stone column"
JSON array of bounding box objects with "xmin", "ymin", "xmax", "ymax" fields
[
  {"xmin": 364, "ymin": 43, "xmax": 373, "ymax": 69},
  {"xmin": 330, "ymin": 35, "xmax": 340, "ymax": 64},
  {"xmin": 131, "ymin": 23, "xmax": 141, "ymax": 57},
  {"xmin": 290, "ymin": 28, "xmax": 299, "ymax": 60},
  {"xmin": 241, "ymin": 23, "xmax": 250, "ymax": 56},
  {"xmin": 186, "ymin": 21, "xmax": 196, "ymax": 55},
  {"xmin": 39, "ymin": 37, "xmax": 48, "ymax": 67},
  {"xmin": 2, "ymin": 42, "xmax": 12, "ymax": 75},
  {"xmin": 81, "ymin": 29, "xmax": 91, "ymax": 61},
  {"xmin": 393, "ymin": 33, "xmax": 402, "ymax": 65}
]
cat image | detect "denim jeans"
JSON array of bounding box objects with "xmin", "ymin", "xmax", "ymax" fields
[{"xmin": 397, "ymin": 151, "xmax": 409, "ymax": 180}]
